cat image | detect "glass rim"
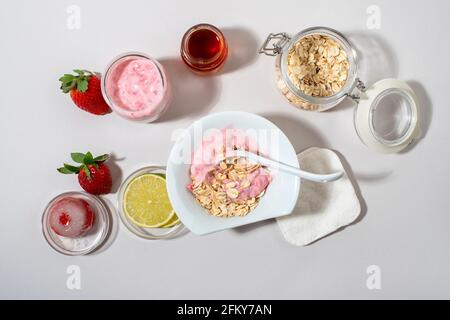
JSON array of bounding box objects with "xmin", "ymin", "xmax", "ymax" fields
[
  {"xmin": 280, "ymin": 26, "xmax": 359, "ymax": 105},
  {"xmin": 117, "ymin": 165, "xmax": 186, "ymax": 240}
]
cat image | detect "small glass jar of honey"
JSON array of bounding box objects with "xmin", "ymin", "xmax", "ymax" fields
[{"xmin": 181, "ymin": 23, "xmax": 228, "ymax": 74}]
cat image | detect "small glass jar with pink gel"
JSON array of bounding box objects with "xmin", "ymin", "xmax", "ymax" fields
[{"xmin": 101, "ymin": 52, "xmax": 171, "ymax": 122}]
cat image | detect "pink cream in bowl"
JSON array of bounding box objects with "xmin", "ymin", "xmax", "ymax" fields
[
  {"xmin": 188, "ymin": 128, "xmax": 272, "ymax": 216},
  {"xmin": 102, "ymin": 53, "xmax": 170, "ymax": 122}
]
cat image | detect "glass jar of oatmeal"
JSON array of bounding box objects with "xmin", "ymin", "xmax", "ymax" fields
[
  {"xmin": 101, "ymin": 52, "xmax": 171, "ymax": 123},
  {"xmin": 260, "ymin": 26, "xmax": 421, "ymax": 153}
]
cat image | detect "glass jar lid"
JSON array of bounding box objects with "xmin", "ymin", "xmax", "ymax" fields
[
  {"xmin": 42, "ymin": 191, "xmax": 110, "ymax": 256},
  {"xmin": 101, "ymin": 52, "xmax": 170, "ymax": 123},
  {"xmin": 354, "ymin": 78, "xmax": 421, "ymax": 153}
]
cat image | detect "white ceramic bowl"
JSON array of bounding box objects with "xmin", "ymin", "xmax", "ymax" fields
[{"xmin": 166, "ymin": 111, "xmax": 300, "ymax": 235}]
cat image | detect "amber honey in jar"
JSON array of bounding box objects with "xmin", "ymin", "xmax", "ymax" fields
[{"xmin": 181, "ymin": 23, "xmax": 228, "ymax": 74}]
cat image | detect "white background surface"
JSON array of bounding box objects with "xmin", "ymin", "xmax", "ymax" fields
[{"xmin": 0, "ymin": 0, "xmax": 449, "ymax": 299}]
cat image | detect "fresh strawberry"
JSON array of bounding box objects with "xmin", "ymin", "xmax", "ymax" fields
[
  {"xmin": 59, "ymin": 69, "xmax": 111, "ymax": 115},
  {"xmin": 57, "ymin": 152, "xmax": 113, "ymax": 195},
  {"xmin": 49, "ymin": 197, "xmax": 95, "ymax": 238},
  {"xmin": 77, "ymin": 163, "xmax": 112, "ymax": 195}
]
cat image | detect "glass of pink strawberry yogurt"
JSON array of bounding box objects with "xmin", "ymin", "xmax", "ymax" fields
[{"xmin": 101, "ymin": 52, "xmax": 171, "ymax": 122}]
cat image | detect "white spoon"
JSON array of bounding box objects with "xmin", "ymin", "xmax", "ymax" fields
[{"xmin": 224, "ymin": 150, "xmax": 343, "ymax": 183}]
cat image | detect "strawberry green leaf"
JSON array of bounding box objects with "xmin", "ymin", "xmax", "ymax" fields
[
  {"xmin": 59, "ymin": 74, "xmax": 76, "ymax": 93},
  {"xmin": 63, "ymin": 163, "xmax": 80, "ymax": 173},
  {"xmin": 82, "ymin": 165, "xmax": 91, "ymax": 179},
  {"xmin": 71, "ymin": 152, "xmax": 85, "ymax": 163},
  {"xmin": 83, "ymin": 152, "xmax": 94, "ymax": 164},
  {"xmin": 93, "ymin": 154, "xmax": 109, "ymax": 163},
  {"xmin": 59, "ymin": 75, "xmax": 74, "ymax": 83},
  {"xmin": 57, "ymin": 167, "xmax": 74, "ymax": 174},
  {"xmin": 60, "ymin": 84, "xmax": 74, "ymax": 93}
]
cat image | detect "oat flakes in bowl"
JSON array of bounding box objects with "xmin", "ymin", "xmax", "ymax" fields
[
  {"xmin": 187, "ymin": 126, "xmax": 272, "ymax": 218},
  {"xmin": 190, "ymin": 156, "xmax": 271, "ymax": 218}
]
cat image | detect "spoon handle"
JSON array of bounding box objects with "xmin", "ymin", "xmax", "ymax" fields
[{"xmin": 235, "ymin": 150, "xmax": 343, "ymax": 183}]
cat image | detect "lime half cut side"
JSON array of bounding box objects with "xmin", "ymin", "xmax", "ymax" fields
[
  {"xmin": 161, "ymin": 213, "xmax": 181, "ymax": 228},
  {"xmin": 123, "ymin": 174, "xmax": 175, "ymax": 228}
]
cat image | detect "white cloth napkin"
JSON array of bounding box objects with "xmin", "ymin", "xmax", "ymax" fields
[{"xmin": 276, "ymin": 147, "xmax": 361, "ymax": 246}]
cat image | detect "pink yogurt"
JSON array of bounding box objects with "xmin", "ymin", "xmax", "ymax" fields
[
  {"xmin": 189, "ymin": 127, "xmax": 271, "ymax": 201},
  {"xmin": 102, "ymin": 53, "xmax": 170, "ymax": 122}
]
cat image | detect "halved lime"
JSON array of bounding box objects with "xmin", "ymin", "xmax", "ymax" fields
[{"xmin": 123, "ymin": 173, "xmax": 175, "ymax": 228}]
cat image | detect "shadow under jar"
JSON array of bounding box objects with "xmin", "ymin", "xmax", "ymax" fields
[{"xmin": 260, "ymin": 26, "xmax": 421, "ymax": 153}]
